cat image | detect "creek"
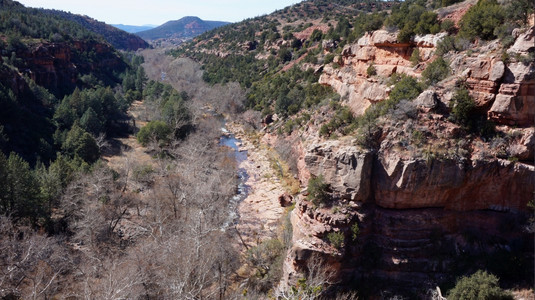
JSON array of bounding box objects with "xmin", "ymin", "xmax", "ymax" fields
[{"xmin": 220, "ymin": 126, "xmax": 250, "ymax": 229}]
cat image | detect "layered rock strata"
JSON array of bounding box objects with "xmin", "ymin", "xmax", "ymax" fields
[
  {"xmin": 282, "ymin": 140, "xmax": 534, "ymax": 295},
  {"xmin": 320, "ymin": 27, "xmax": 535, "ymax": 127}
]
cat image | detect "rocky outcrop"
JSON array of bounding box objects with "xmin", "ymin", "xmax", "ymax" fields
[
  {"xmin": 374, "ymin": 152, "xmax": 533, "ymax": 211},
  {"xmin": 319, "ymin": 30, "xmax": 444, "ymax": 116},
  {"xmin": 304, "ymin": 140, "xmax": 373, "ymax": 202},
  {"xmin": 282, "ymin": 141, "xmax": 534, "ymax": 296},
  {"xmin": 279, "ymin": 193, "xmax": 294, "ymax": 207},
  {"xmin": 451, "ymin": 55, "xmax": 503, "ymax": 108},
  {"xmin": 449, "ymin": 27, "xmax": 535, "ymax": 127},
  {"xmin": 282, "ymin": 19, "xmax": 534, "ymax": 299},
  {"xmin": 488, "ymin": 60, "xmax": 535, "ymax": 126},
  {"xmin": 508, "ymin": 26, "xmax": 535, "ymax": 56},
  {"xmin": 19, "ymin": 41, "xmax": 126, "ymax": 95},
  {"xmin": 321, "ymin": 26, "xmax": 534, "ymax": 126}
]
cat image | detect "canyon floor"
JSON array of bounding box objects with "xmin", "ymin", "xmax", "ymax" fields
[{"xmin": 229, "ymin": 122, "xmax": 288, "ymax": 251}]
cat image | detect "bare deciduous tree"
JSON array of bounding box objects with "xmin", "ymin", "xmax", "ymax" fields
[{"xmin": 0, "ymin": 216, "xmax": 70, "ymax": 299}]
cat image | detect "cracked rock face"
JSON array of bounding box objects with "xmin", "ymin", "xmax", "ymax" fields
[
  {"xmin": 281, "ymin": 139, "xmax": 534, "ymax": 296},
  {"xmin": 20, "ymin": 41, "xmax": 125, "ymax": 94},
  {"xmin": 304, "ymin": 140, "xmax": 373, "ymax": 202},
  {"xmin": 322, "ymin": 26, "xmax": 535, "ymax": 127},
  {"xmin": 280, "ymin": 21, "xmax": 534, "ymax": 297},
  {"xmin": 374, "ymin": 152, "xmax": 534, "ymax": 211}
]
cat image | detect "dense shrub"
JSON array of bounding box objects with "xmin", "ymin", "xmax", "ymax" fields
[
  {"xmin": 324, "ymin": 53, "xmax": 335, "ymax": 64},
  {"xmin": 310, "ymin": 29, "xmax": 324, "ymax": 42},
  {"xmin": 307, "ymin": 175, "xmax": 329, "ymax": 206},
  {"xmin": 388, "ymin": 75, "xmax": 423, "ymax": 103},
  {"xmin": 437, "ymin": 0, "xmax": 464, "ymax": 7},
  {"xmin": 449, "ymin": 87, "xmax": 476, "ymax": 128},
  {"xmin": 366, "ymin": 64, "xmax": 377, "ymax": 77},
  {"xmin": 440, "ymin": 20, "xmax": 456, "ymax": 34},
  {"xmin": 246, "ymin": 238, "xmax": 285, "ymax": 293},
  {"xmin": 421, "ymin": 57, "xmax": 450, "ymax": 86},
  {"xmin": 62, "ymin": 123, "xmax": 100, "ymax": 163},
  {"xmin": 196, "ymin": 53, "xmax": 267, "ymax": 88},
  {"xmin": 351, "ymin": 223, "xmax": 360, "ymax": 241},
  {"xmin": 349, "ymin": 12, "xmax": 387, "ymax": 42},
  {"xmin": 414, "ymin": 11, "xmax": 440, "ymax": 35},
  {"xmin": 356, "ymin": 110, "xmax": 381, "ymax": 150},
  {"xmin": 137, "ymin": 121, "xmax": 172, "ymax": 147},
  {"xmin": 505, "ymin": 0, "xmax": 535, "ymax": 26},
  {"xmin": 279, "ymin": 47, "xmax": 293, "ymax": 63},
  {"xmin": 327, "ymin": 232, "xmax": 345, "ymax": 249},
  {"xmin": 447, "ymin": 270, "xmax": 513, "ymax": 300},
  {"xmin": 410, "ymin": 48, "xmax": 421, "ymax": 66},
  {"xmin": 494, "ymin": 23, "xmax": 517, "ymax": 48},
  {"xmin": 459, "ymin": 0, "xmax": 505, "ymax": 40},
  {"xmin": 385, "ymin": 0, "xmax": 439, "ymax": 43},
  {"xmin": 246, "ymin": 66, "xmax": 335, "ymax": 117},
  {"xmin": 0, "ymin": 152, "xmax": 41, "ymax": 220},
  {"xmin": 436, "ymin": 35, "xmax": 456, "ymax": 56},
  {"xmin": 53, "ymin": 87, "xmax": 125, "ymax": 135},
  {"xmin": 319, "ymin": 103, "xmax": 355, "ymax": 137}
]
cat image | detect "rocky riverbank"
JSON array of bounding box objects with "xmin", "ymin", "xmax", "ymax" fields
[{"xmin": 227, "ymin": 123, "xmax": 287, "ymax": 251}]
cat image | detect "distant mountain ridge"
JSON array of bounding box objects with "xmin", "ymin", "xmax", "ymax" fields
[
  {"xmin": 136, "ymin": 16, "xmax": 230, "ymax": 41},
  {"xmin": 48, "ymin": 10, "xmax": 150, "ymax": 51},
  {"xmin": 112, "ymin": 24, "xmax": 156, "ymax": 33}
]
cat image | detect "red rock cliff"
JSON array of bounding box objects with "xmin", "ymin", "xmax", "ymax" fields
[
  {"xmin": 18, "ymin": 41, "xmax": 126, "ymax": 94},
  {"xmin": 280, "ymin": 26, "xmax": 535, "ymax": 297}
]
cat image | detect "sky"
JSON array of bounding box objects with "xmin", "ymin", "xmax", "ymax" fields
[{"xmin": 16, "ymin": 0, "xmax": 300, "ymax": 26}]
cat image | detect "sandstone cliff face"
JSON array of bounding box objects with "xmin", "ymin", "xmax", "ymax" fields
[
  {"xmin": 319, "ymin": 30, "xmax": 444, "ymax": 115},
  {"xmin": 282, "ymin": 140, "xmax": 534, "ymax": 295},
  {"xmin": 19, "ymin": 41, "xmax": 125, "ymax": 95},
  {"xmin": 374, "ymin": 152, "xmax": 533, "ymax": 211},
  {"xmin": 320, "ymin": 27, "xmax": 535, "ymax": 127},
  {"xmin": 280, "ymin": 27, "xmax": 535, "ymax": 294},
  {"xmin": 449, "ymin": 27, "xmax": 535, "ymax": 127},
  {"xmin": 304, "ymin": 141, "xmax": 373, "ymax": 202}
]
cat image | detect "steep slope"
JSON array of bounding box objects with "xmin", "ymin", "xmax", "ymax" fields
[
  {"xmin": 37, "ymin": 10, "xmax": 150, "ymax": 51},
  {"xmin": 172, "ymin": 0, "xmax": 534, "ymax": 297},
  {"xmin": 0, "ymin": 0, "xmax": 132, "ymax": 164},
  {"xmin": 0, "ymin": 0, "xmax": 149, "ymax": 51},
  {"xmin": 136, "ymin": 16, "xmax": 229, "ymax": 41}
]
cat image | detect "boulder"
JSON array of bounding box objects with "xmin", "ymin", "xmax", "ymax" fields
[
  {"xmin": 278, "ymin": 192, "xmax": 294, "ymax": 207},
  {"xmin": 508, "ymin": 26, "xmax": 535, "ymax": 55},
  {"xmin": 414, "ymin": 32, "xmax": 448, "ymax": 48},
  {"xmin": 414, "ymin": 90, "xmax": 438, "ymax": 110},
  {"xmin": 489, "ymin": 62, "xmax": 535, "ymax": 126},
  {"xmin": 489, "ymin": 60, "xmax": 505, "ymax": 81},
  {"xmin": 370, "ymin": 30, "xmax": 400, "ymax": 46}
]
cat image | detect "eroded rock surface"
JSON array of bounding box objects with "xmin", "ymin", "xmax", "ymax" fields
[{"xmin": 281, "ymin": 140, "xmax": 534, "ymax": 296}]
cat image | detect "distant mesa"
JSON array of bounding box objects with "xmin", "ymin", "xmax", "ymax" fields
[{"xmin": 136, "ymin": 16, "xmax": 230, "ymax": 42}]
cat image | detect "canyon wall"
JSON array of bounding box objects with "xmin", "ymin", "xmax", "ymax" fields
[
  {"xmin": 282, "ymin": 26, "xmax": 535, "ymax": 297},
  {"xmin": 17, "ymin": 41, "xmax": 126, "ymax": 95},
  {"xmin": 282, "ymin": 140, "xmax": 533, "ymax": 296}
]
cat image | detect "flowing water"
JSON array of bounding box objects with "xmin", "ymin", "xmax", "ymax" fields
[{"xmin": 220, "ymin": 126, "xmax": 250, "ymax": 229}]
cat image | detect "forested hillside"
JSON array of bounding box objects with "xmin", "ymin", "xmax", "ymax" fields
[
  {"xmin": 48, "ymin": 11, "xmax": 150, "ymax": 51},
  {"xmin": 0, "ymin": 0, "xmax": 241, "ymax": 298},
  {"xmin": 0, "ymin": 0, "xmax": 149, "ymax": 216},
  {"xmin": 0, "ymin": 0, "xmax": 149, "ymax": 51}
]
